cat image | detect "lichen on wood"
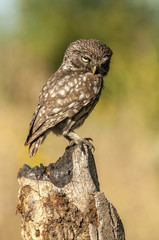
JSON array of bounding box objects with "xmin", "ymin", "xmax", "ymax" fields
[{"xmin": 17, "ymin": 144, "xmax": 125, "ymax": 240}]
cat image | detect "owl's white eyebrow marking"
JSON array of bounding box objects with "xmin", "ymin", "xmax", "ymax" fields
[
  {"xmin": 59, "ymin": 89, "xmax": 66, "ymax": 96},
  {"xmin": 52, "ymin": 108, "xmax": 61, "ymax": 113},
  {"xmin": 79, "ymin": 92, "xmax": 85, "ymax": 100}
]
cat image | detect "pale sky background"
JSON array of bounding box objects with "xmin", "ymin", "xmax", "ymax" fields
[
  {"xmin": 0, "ymin": 0, "xmax": 159, "ymax": 23},
  {"xmin": 0, "ymin": 0, "xmax": 18, "ymax": 30}
]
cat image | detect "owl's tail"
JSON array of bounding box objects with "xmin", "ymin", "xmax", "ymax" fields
[{"xmin": 28, "ymin": 135, "xmax": 45, "ymax": 157}]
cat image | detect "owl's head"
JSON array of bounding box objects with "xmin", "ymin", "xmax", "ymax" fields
[{"xmin": 63, "ymin": 39, "xmax": 113, "ymax": 76}]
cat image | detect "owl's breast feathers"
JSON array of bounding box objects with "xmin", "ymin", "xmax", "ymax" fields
[{"xmin": 25, "ymin": 70, "xmax": 103, "ymax": 145}]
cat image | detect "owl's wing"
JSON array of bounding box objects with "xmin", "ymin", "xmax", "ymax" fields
[{"xmin": 25, "ymin": 71, "xmax": 102, "ymax": 145}]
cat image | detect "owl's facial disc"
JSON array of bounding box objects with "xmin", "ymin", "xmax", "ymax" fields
[
  {"xmin": 64, "ymin": 45, "xmax": 112, "ymax": 77},
  {"xmin": 90, "ymin": 57, "xmax": 111, "ymax": 76},
  {"xmin": 80, "ymin": 53, "xmax": 111, "ymax": 76}
]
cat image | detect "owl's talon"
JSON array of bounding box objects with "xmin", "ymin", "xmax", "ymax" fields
[
  {"xmin": 82, "ymin": 138, "xmax": 95, "ymax": 152},
  {"xmin": 68, "ymin": 138, "xmax": 95, "ymax": 152},
  {"xmin": 84, "ymin": 137, "xmax": 93, "ymax": 142},
  {"xmin": 68, "ymin": 140, "xmax": 76, "ymax": 148}
]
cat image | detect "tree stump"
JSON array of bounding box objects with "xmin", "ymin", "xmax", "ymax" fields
[{"xmin": 17, "ymin": 144, "xmax": 125, "ymax": 240}]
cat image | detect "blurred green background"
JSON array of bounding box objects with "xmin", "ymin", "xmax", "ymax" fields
[{"xmin": 0, "ymin": 0, "xmax": 159, "ymax": 239}]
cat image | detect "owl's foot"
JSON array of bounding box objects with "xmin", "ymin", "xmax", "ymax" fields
[
  {"xmin": 69, "ymin": 138, "xmax": 95, "ymax": 152},
  {"xmin": 64, "ymin": 131, "xmax": 95, "ymax": 152},
  {"xmin": 82, "ymin": 138, "xmax": 95, "ymax": 152},
  {"xmin": 84, "ymin": 137, "xmax": 93, "ymax": 142}
]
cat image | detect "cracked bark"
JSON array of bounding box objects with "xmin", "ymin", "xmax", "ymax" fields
[{"xmin": 17, "ymin": 144, "xmax": 125, "ymax": 240}]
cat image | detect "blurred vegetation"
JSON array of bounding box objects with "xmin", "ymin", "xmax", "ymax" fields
[{"xmin": 0, "ymin": 0, "xmax": 159, "ymax": 240}]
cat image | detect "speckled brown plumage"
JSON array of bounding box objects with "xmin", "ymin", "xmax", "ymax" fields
[{"xmin": 25, "ymin": 39, "xmax": 113, "ymax": 157}]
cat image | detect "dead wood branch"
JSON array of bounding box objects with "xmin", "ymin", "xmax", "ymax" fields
[{"xmin": 17, "ymin": 144, "xmax": 125, "ymax": 240}]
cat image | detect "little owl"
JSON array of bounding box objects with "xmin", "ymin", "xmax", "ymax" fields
[{"xmin": 25, "ymin": 39, "xmax": 113, "ymax": 157}]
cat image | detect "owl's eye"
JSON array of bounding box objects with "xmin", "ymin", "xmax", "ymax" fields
[{"xmin": 81, "ymin": 57, "xmax": 90, "ymax": 63}]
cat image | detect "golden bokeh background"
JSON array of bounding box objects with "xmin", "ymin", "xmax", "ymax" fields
[{"xmin": 0, "ymin": 0, "xmax": 159, "ymax": 239}]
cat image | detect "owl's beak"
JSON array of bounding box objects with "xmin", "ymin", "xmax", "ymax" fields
[{"xmin": 91, "ymin": 66, "xmax": 97, "ymax": 74}]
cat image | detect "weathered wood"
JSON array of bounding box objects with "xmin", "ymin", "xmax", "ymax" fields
[{"xmin": 17, "ymin": 144, "xmax": 125, "ymax": 240}]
